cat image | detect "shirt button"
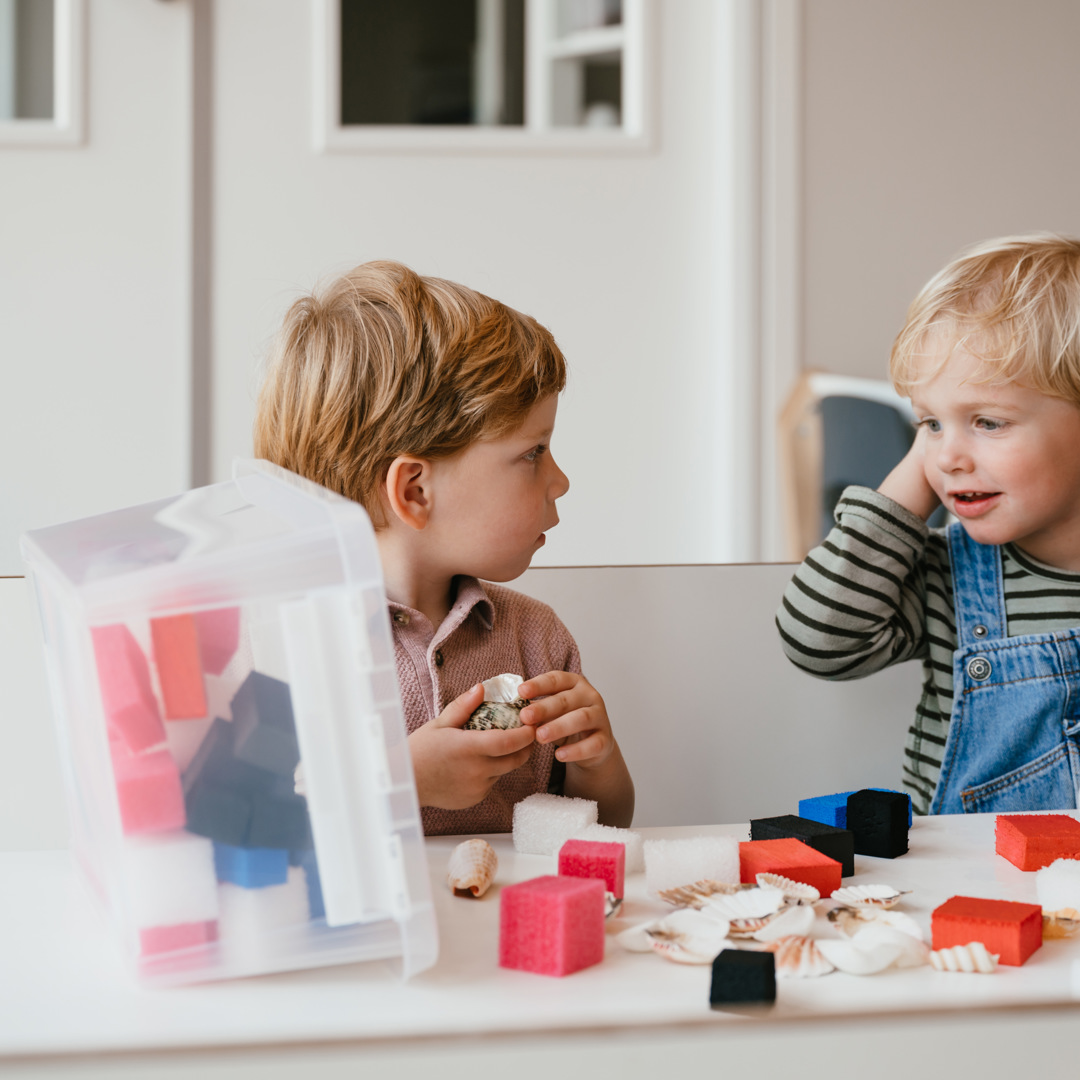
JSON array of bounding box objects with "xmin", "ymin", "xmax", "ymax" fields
[
  {"xmin": 967, "ymin": 656, "xmax": 992, "ymax": 681},
  {"xmin": 393, "ymin": 611, "xmax": 410, "ymax": 626},
  {"xmin": 973, "ymin": 624, "xmax": 988, "ymax": 638},
  {"xmin": 434, "ymin": 649, "xmax": 444, "ymax": 667}
]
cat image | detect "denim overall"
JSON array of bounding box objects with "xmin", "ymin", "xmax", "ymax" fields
[{"xmin": 930, "ymin": 524, "xmax": 1080, "ymax": 814}]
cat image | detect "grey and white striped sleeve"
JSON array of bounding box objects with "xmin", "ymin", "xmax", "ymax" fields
[{"xmin": 776, "ymin": 486, "xmax": 931, "ymax": 681}]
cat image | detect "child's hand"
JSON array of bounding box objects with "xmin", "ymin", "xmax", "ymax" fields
[
  {"xmin": 409, "ymin": 683, "xmax": 537, "ymax": 810},
  {"xmin": 878, "ymin": 425, "xmax": 941, "ymax": 521},
  {"xmin": 517, "ymin": 671, "xmax": 615, "ymax": 770}
]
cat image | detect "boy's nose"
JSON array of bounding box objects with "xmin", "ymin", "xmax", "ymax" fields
[
  {"xmin": 549, "ymin": 457, "xmax": 570, "ymax": 498},
  {"xmin": 934, "ymin": 432, "xmax": 973, "ymax": 473}
]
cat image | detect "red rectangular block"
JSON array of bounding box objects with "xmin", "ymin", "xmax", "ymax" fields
[
  {"xmin": 138, "ymin": 920, "xmax": 218, "ymax": 957},
  {"xmin": 995, "ymin": 814, "xmax": 1080, "ymax": 871},
  {"xmin": 195, "ymin": 607, "xmax": 241, "ymax": 676},
  {"xmin": 558, "ymin": 839, "xmax": 625, "ymax": 898},
  {"xmin": 499, "ymin": 875, "xmax": 605, "ymax": 977},
  {"xmin": 110, "ymin": 741, "xmax": 186, "ymax": 835},
  {"xmin": 932, "ymin": 895, "xmax": 1042, "ymax": 966},
  {"xmin": 91, "ymin": 624, "xmax": 165, "ymax": 752},
  {"xmin": 151, "ymin": 614, "xmax": 208, "ymax": 720},
  {"xmin": 738, "ymin": 838, "xmax": 842, "ymax": 896}
]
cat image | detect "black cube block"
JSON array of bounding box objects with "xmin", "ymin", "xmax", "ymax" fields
[
  {"xmin": 231, "ymin": 672, "xmax": 300, "ymax": 776},
  {"xmin": 710, "ymin": 949, "xmax": 775, "ymax": 1007},
  {"xmin": 846, "ymin": 789, "xmax": 909, "ymax": 858},
  {"xmin": 749, "ymin": 814, "xmax": 855, "ymax": 877}
]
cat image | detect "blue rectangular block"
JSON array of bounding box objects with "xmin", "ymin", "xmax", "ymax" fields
[
  {"xmin": 800, "ymin": 789, "xmax": 913, "ymax": 829},
  {"xmin": 300, "ymin": 849, "xmax": 325, "ymax": 920},
  {"xmin": 213, "ymin": 842, "xmax": 290, "ymax": 888}
]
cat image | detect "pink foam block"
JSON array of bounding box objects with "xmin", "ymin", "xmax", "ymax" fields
[
  {"xmin": 110, "ymin": 741, "xmax": 186, "ymax": 835},
  {"xmin": 499, "ymin": 874, "xmax": 605, "ymax": 977},
  {"xmin": 195, "ymin": 607, "xmax": 241, "ymax": 676},
  {"xmin": 91, "ymin": 624, "xmax": 164, "ymax": 752},
  {"xmin": 558, "ymin": 838, "xmax": 626, "ymax": 898},
  {"xmin": 150, "ymin": 614, "xmax": 208, "ymax": 720},
  {"xmin": 138, "ymin": 920, "xmax": 218, "ymax": 957}
]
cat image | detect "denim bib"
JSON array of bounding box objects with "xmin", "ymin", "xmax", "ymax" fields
[{"xmin": 930, "ymin": 524, "xmax": 1080, "ymax": 814}]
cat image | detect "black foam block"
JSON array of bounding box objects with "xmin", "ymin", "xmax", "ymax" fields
[
  {"xmin": 710, "ymin": 948, "xmax": 776, "ymax": 1007},
  {"xmin": 846, "ymin": 789, "xmax": 909, "ymax": 858},
  {"xmin": 231, "ymin": 671, "xmax": 300, "ymax": 776},
  {"xmin": 750, "ymin": 814, "xmax": 856, "ymax": 877}
]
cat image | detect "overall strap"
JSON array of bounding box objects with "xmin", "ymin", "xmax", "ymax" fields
[{"xmin": 947, "ymin": 522, "xmax": 1007, "ymax": 647}]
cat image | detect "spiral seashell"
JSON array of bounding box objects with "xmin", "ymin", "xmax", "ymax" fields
[
  {"xmin": 756, "ymin": 873, "xmax": 820, "ymax": 904},
  {"xmin": 447, "ymin": 838, "xmax": 498, "ymax": 897},
  {"xmin": 657, "ymin": 880, "xmax": 750, "ymax": 909},
  {"xmin": 830, "ymin": 884, "xmax": 908, "ymax": 909},
  {"xmin": 760, "ymin": 935, "xmax": 835, "ymax": 978},
  {"xmin": 929, "ymin": 942, "xmax": 999, "ymax": 973}
]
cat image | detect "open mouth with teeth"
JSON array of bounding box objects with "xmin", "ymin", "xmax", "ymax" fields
[{"xmin": 954, "ymin": 492, "xmax": 999, "ymax": 503}]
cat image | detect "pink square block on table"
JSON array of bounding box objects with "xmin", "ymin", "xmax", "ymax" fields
[
  {"xmin": 558, "ymin": 839, "xmax": 626, "ymax": 898},
  {"xmin": 139, "ymin": 920, "xmax": 218, "ymax": 957},
  {"xmin": 110, "ymin": 741, "xmax": 186, "ymax": 835},
  {"xmin": 195, "ymin": 607, "xmax": 241, "ymax": 676},
  {"xmin": 499, "ymin": 875, "xmax": 605, "ymax": 977},
  {"xmin": 150, "ymin": 614, "xmax": 208, "ymax": 720},
  {"xmin": 91, "ymin": 624, "xmax": 164, "ymax": 753}
]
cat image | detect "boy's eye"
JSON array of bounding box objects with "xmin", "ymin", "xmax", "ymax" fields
[
  {"xmin": 975, "ymin": 417, "xmax": 1005, "ymax": 432},
  {"xmin": 917, "ymin": 418, "xmax": 941, "ymax": 434},
  {"xmin": 523, "ymin": 444, "xmax": 547, "ymax": 462}
]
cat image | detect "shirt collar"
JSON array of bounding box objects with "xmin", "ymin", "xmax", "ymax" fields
[{"xmin": 386, "ymin": 575, "xmax": 494, "ymax": 634}]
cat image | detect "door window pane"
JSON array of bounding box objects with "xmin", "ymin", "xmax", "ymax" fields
[{"xmin": 0, "ymin": 0, "xmax": 54, "ymax": 121}]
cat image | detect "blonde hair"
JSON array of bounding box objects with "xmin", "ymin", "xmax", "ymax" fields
[
  {"xmin": 253, "ymin": 261, "xmax": 567, "ymax": 527},
  {"xmin": 890, "ymin": 234, "xmax": 1080, "ymax": 404}
]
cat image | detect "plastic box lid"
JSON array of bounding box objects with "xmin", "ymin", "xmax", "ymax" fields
[{"xmin": 20, "ymin": 460, "xmax": 437, "ymax": 985}]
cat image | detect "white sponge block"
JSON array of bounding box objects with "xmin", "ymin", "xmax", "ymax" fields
[
  {"xmin": 512, "ymin": 793, "xmax": 598, "ymax": 855},
  {"xmin": 570, "ymin": 823, "xmax": 645, "ymax": 873},
  {"xmin": 1036, "ymin": 857, "xmax": 1080, "ymax": 912},
  {"xmin": 121, "ymin": 830, "xmax": 219, "ymax": 928},
  {"xmin": 217, "ymin": 867, "xmax": 311, "ymax": 965},
  {"xmin": 644, "ymin": 836, "xmax": 740, "ymax": 895}
]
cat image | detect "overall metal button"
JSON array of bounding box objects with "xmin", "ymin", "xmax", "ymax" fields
[
  {"xmin": 966, "ymin": 656, "xmax": 992, "ymax": 681},
  {"xmin": 973, "ymin": 624, "xmax": 988, "ymax": 638}
]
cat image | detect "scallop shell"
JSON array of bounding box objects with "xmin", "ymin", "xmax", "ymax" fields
[
  {"xmin": 814, "ymin": 921, "xmax": 924, "ymax": 975},
  {"xmin": 761, "ymin": 935, "xmax": 835, "ymax": 978},
  {"xmin": 751, "ymin": 902, "xmax": 816, "ymax": 942},
  {"xmin": 830, "ymin": 884, "xmax": 909, "ymax": 909},
  {"xmin": 699, "ymin": 886, "xmax": 786, "ymax": 922},
  {"xmin": 658, "ymin": 879, "xmax": 750, "ymax": 909},
  {"xmin": 646, "ymin": 907, "xmax": 731, "ymax": 964},
  {"xmin": 447, "ymin": 838, "xmax": 498, "ymax": 897},
  {"xmin": 827, "ymin": 905, "xmax": 925, "ymax": 942},
  {"xmin": 756, "ymin": 873, "xmax": 820, "ymax": 904},
  {"xmin": 929, "ymin": 942, "xmax": 999, "ymax": 973},
  {"xmin": 616, "ymin": 918, "xmax": 660, "ymax": 953}
]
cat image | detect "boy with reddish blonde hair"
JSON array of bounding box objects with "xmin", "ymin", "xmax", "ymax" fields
[
  {"xmin": 779, "ymin": 235, "xmax": 1080, "ymax": 815},
  {"xmin": 255, "ymin": 261, "xmax": 633, "ymax": 833}
]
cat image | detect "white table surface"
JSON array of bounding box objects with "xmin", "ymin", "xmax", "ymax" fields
[{"xmin": 3, "ymin": 816, "xmax": 1080, "ymax": 1063}]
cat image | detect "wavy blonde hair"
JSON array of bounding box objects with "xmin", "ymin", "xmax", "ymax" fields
[
  {"xmin": 890, "ymin": 234, "xmax": 1080, "ymax": 404},
  {"xmin": 253, "ymin": 261, "xmax": 567, "ymax": 527}
]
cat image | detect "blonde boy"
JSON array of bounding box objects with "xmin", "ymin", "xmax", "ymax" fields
[
  {"xmin": 778, "ymin": 235, "xmax": 1080, "ymax": 815},
  {"xmin": 255, "ymin": 261, "xmax": 633, "ymax": 834}
]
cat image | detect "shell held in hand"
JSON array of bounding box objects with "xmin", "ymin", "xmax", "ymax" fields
[
  {"xmin": 464, "ymin": 700, "xmax": 528, "ymax": 731},
  {"xmin": 447, "ymin": 838, "xmax": 498, "ymax": 898}
]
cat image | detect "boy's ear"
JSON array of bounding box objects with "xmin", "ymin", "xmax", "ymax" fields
[{"xmin": 384, "ymin": 456, "xmax": 432, "ymax": 531}]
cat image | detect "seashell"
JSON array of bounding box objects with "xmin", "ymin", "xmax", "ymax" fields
[
  {"xmin": 830, "ymin": 884, "xmax": 909, "ymax": 909},
  {"xmin": 756, "ymin": 873, "xmax": 820, "ymax": 904},
  {"xmin": 854, "ymin": 922, "xmax": 929, "ymax": 968},
  {"xmin": 658, "ymin": 879, "xmax": 751, "ymax": 909},
  {"xmin": 604, "ymin": 892, "xmax": 623, "ymax": 919},
  {"xmin": 616, "ymin": 918, "xmax": 661, "ymax": 953},
  {"xmin": 447, "ymin": 838, "xmax": 498, "ymax": 897},
  {"xmin": 827, "ymin": 905, "xmax": 925, "ymax": 942},
  {"xmin": 726, "ymin": 917, "xmax": 777, "ymax": 939},
  {"xmin": 760, "ymin": 935, "xmax": 835, "ymax": 978},
  {"xmin": 464, "ymin": 700, "xmax": 527, "ymax": 731},
  {"xmin": 1042, "ymin": 909, "xmax": 1080, "ymax": 939},
  {"xmin": 751, "ymin": 902, "xmax": 816, "ymax": 942},
  {"xmin": 699, "ymin": 886, "xmax": 786, "ymax": 922},
  {"xmin": 816, "ymin": 930, "xmax": 907, "ymax": 975},
  {"xmin": 646, "ymin": 906, "xmax": 731, "ymax": 964},
  {"xmin": 929, "ymin": 942, "xmax": 999, "ymax": 973}
]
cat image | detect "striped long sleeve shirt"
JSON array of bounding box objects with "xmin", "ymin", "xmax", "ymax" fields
[{"xmin": 776, "ymin": 486, "xmax": 1080, "ymax": 814}]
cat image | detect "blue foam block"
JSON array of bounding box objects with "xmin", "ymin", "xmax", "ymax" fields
[
  {"xmin": 213, "ymin": 842, "xmax": 290, "ymax": 888},
  {"xmin": 300, "ymin": 849, "xmax": 325, "ymax": 920},
  {"xmin": 799, "ymin": 789, "xmax": 913, "ymax": 829}
]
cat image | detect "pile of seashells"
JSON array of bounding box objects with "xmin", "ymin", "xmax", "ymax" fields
[{"xmin": 616, "ymin": 875, "xmax": 999, "ymax": 977}]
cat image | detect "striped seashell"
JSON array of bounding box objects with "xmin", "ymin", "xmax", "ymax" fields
[
  {"xmin": 756, "ymin": 873, "xmax": 820, "ymax": 904},
  {"xmin": 830, "ymin": 884, "xmax": 908, "ymax": 909},
  {"xmin": 646, "ymin": 907, "xmax": 731, "ymax": 964},
  {"xmin": 929, "ymin": 942, "xmax": 999, "ymax": 973},
  {"xmin": 827, "ymin": 905, "xmax": 925, "ymax": 942},
  {"xmin": 657, "ymin": 880, "xmax": 751, "ymax": 909},
  {"xmin": 751, "ymin": 902, "xmax": 816, "ymax": 942},
  {"xmin": 463, "ymin": 700, "xmax": 527, "ymax": 731},
  {"xmin": 761, "ymin": 935, "xmax": 835, "ymax": 978},
  {"xmin": 447, "ymin": 838, "xmax": 498, "ymax": 898},
  {"xmin": 700, "ymin": 886, "xmax": 786, "ymax": 922}
]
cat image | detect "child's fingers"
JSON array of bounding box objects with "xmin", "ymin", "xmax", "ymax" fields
[
  {"xmin": 518, "ymin": 670, "xmax": 580, "ymax": 701},
  {"xmin": 485, "ymin": 743, "xmax": 535, "ymax": 778},
  {"xmin": 476, "ymin": 724, "xmax": 535, "ymax": 758},
  {"xmin": 519, "ymin": 688, "xmax": 581, "ymax": 726},
  {"xmin": 431, "ymin": 683, "xmax": 485, "ymax": 728},
  {"xmin": 533, "ymin": 705, "xmax": 604, "ymax": 745},
  {"xmin": 553, "ymin": 731, "xmax": 607, "ymax": 764}
]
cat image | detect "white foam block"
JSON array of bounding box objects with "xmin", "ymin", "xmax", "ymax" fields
[
  {"xmin": 644, "ymin": 836, "xmax": 740, "ymax": 895},
  {"xmin": 121, "ymin": 830, "xmax": 219, "ymax": 928},
  {"xmin": 569, "ymin": 823, "xmax": 645, "ymax": 873},
  {"xmin": 512, "ymin": 793, "xmax": 598, "ymax": 855},
  {"xmin": 217, "ymin": 867, "xmax": 311, "ymax": 964},
  {"xmin": 1037, "ymin": 857, "xmax": 1080, "ymax": 912}
]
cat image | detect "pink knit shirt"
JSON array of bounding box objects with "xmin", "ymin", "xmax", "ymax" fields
[{"xmin": 391, "ymin": 576, "xmax": 581, "ymax": 836}]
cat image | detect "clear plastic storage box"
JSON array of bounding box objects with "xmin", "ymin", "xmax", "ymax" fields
[{"xmin": 20, "ymin": 460, "xmax": 437, "ymax": 985}]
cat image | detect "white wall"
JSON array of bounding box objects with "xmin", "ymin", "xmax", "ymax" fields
[
  {"xmin": 800, "ymin": 0, "xmax": 1080, "ymax": 383},
  {"xmin": 210, "ymin": 0, "xmax": 742, "ymax": 566},
  {"xmin": 0, "ymin": 0, "xmax": 192, "ymax": 575}
]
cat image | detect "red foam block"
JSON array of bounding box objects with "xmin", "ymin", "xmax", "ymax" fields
[
  {"xmin": 151, "ymin": 614, "xmax": 208, "ymax": 720},
  {"xmin": 139, "ymin": 920, "xmax": 218, "ymax": 957},
  {"xmin": 195, "ymin": 607, "xmax": 240, "ymax": 676},
  {"xmin": 110, "ymin": 741, "xmax": 186, "ymax": 835},
  {"xmin": 932, "ymin": 895, "xmax": 1042, "ymax": 966},
  {"xmin": 499, "ymin": 875, "xmax": 605, "ymax": 976},
  {"xmin": 91, "ymin": 624, "xmax": 164, "ymax": 753},
  {"xmin": 738, "ymin": 838, "xmax": 842, "ymax": 895},
  {"xmin": 558, "ymin": 839, "xmax": 625, "ymax": 898},
  {"xmin": 995, "ymin": 814, "xmax": 1080, "ymax": 871}
]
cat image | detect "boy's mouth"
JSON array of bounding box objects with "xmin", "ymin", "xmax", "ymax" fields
[{"xmin": 949, "ymin": 491, "xmax": 1001, "ymax": 517}]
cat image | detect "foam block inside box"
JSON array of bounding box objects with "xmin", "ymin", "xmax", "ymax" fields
[
  {"xmin": 139, "ymin": 920, "xmax": 218, "ymax": 958},
  {"xmin": 499, "ymin": 875, "xmax": 605, "ymax": 976},
  {"xmin": 120, "ymin": 830, "xmax": 219, "ymax": 930},
  {"xmin": 644, "ymin": 836, "xmax": 740, "ymax": 895},
  {"xmin": 231, "ymin": 671, "xmax": 300, "ymax": 777},
  {"xmin": 150, "ymin": 614, "xmax": 208, "ymax": 720},
  {"xmin": 512, "ymin": 793, "xmax": 598, "ymax": 855},
  {"xmin": 571, "ymin": 823, "xmax": 645, "ymax": 873},
  {"xmin": 110, "ymin": 741, "xmax": 186, "ymax": 835},
  {"xmin": 217, "ymin": 867, "xmax": 311, "ymax": 965},
  {"xmin": 995, "ymin": 814, "xmax": 1080, "ymax": 871},
  {"xmin": 213, "ymin": 842, "xmax": 290, "ymax": 889},
  {"xmin": 1036, "ymin": 858, "xmax": 1080, "ymax": 913},
  {"xmin": 92, "ymin": 624, "xmax": 165, "ymax": 753},
  {"xmin": 195, "ymin": 607, "xmax": 241, "ymax": 676},
  {"xmin": 558, "ymin": 839, "xmax": 625, "ymax": 897}
]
